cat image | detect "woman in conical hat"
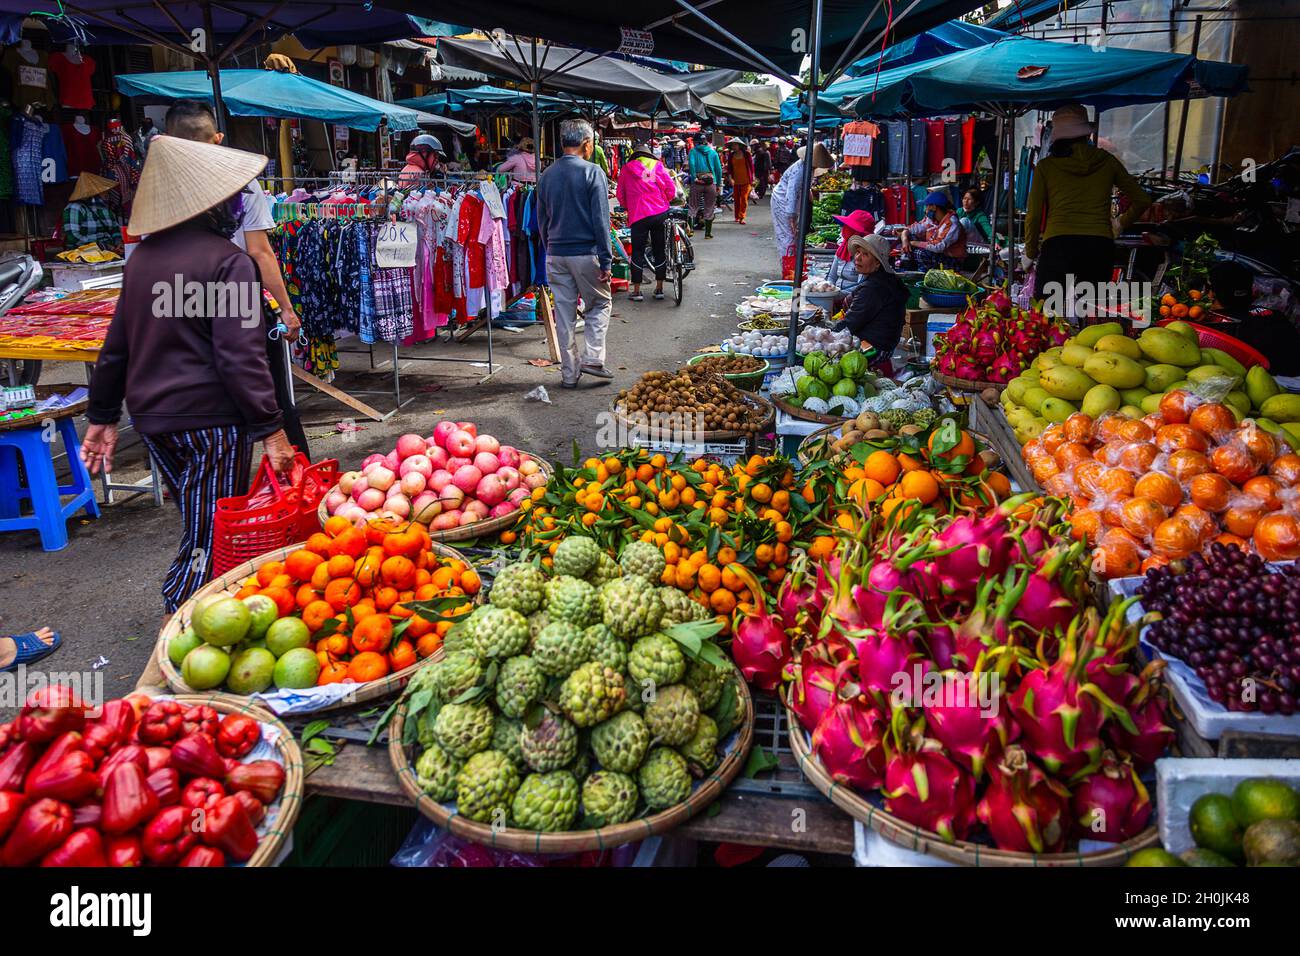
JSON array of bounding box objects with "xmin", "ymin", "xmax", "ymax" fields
[
  {"xmin": 62, "ymin": 172, "xmax": 122, "ymax": 251},
  {"xmin": 82, "ymin": 135, "xmax": 296, "ymax": 618}
]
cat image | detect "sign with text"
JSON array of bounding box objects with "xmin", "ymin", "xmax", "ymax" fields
[{"xmin": 374, "ymin": 221, "xmax": 416, "ymax": 268}]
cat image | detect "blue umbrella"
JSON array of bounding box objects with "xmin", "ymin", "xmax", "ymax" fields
[
  {"xmin": 844, "ymin": 20, "xmax": 1006, "ymax": 75},
  {"xmin": 399, "ymin": 85, "xmax": 571, "ymax": 114},
  {"xmin": 116, "ymin": 70, "xmax": 429, "ymax": 132}
]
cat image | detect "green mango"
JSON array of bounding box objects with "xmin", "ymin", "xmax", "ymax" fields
[
  {"xmin": 1005, "ymin": 404, "xmax": 1033, "ymax": 427},
  {"xmin": 1040, "ymin": 365, "xmax": 1096, "ymax": 402},
  {"xmin": 1021, "ymin": 386, "xmax": 1051, "ymax": 415},
  {"xmin": 1075, "ymin": 322, "xmax": 1123, "ymax": 348},
  {"xmin": 1260, "ymin": 393, "xmax": 1300, "ymax": 424},
  {"xmin": 1120, "ymin": 386, "xmax": 1152, "ymax": 406},
  {"xmin": 1224, "ymin": 390, "xmax": 1251, "ymax": 417},
  {"xmin": 1141, "ymin": 393, "xmax": 1165, "ymax": 414},
  {"xmin": 1253, "ymin": 417, "xmax": 1283, "ymax": 435},
  {"xmin": 1020, "ymin": 366, "xmax": 1041, "ymax": 384},
  {"xmin": 1283, "ymin": 423, "xmax": 1300, "ymax": 449},
  {"xmin": 1081, "ymin": 384, "xmax": 1122, "ymax": 418},
  {"xmin": 1013, "ymin": 417, "xmax": 1048, "ymax": 444},
  {"xmin": 1246, "ymin": 365, "xmax": 1282, "ymax": 409},
  {"xmin": 1083, "ymin": 352, "xmax": 1145, "ymax": 389},
  {"xmin": 1119, "ymin": 404, "xmax": 1145, "ymax": 419},
  {"xmin": 1004, "ymin": 378, "xmax": 1030, "ymax": 406},
  {"xmin": 1201, "ymin": 347, "xmax": 1247, "ymax": 379},
  {"xmin": 1040, "ymin": 397, "xmax": 1078, "ymax": 423},
  {"xmin": 1138, "ymin": 327, "xmax": 1201, "ymax": 367},
  {"xmin": 1094, "ymin": 334, "xmax": 1142, "ymax": 360},
  {"xmin": 1060, "ymin": 344, "xmax": 1095, "ymax": 368},
  {"xmin": 1163, "ymin": 320, "xmax": 1199, "ymax": 341},
  {"xmin": 1187, "ymin": 364, "xmax": 1240, "ymax": 387},
  {"xmin": 1144, "ymin": 364, "xmax": 1185, "ymax": 393},
  {"xmin": 1036, "ymin": 347, "xmax": 1065, "ymax": 371},
  {"xmin": 1166, "ymin": 380, "xmax": 1189, "ymax": 394}
]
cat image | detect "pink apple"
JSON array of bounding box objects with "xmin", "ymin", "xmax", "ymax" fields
[
  {"xmin": 339, "ymin": 503, "xmax": 368, "ymax": 525},
  {"xmin": 361, "ymin": 453, "xmax": 386, "ymax": 470},
  {"xmin": 427, "ymin": 446, "xmax": 449, "ymax": 470},
  {"xmin": 446, "ymin": 429, "xmax": 476, "ymax": 458},
  {"xmin": 399, "ymin": 454, "xmax": 433, "ymax": 479},
  {"xmin": 524, "ymin": 472, "xmax": 548, "ymax": 490},
  {"xmin": 411, "ymin": 491, "xmax": 442, "ymax": 523},
  {"xmin": 395, "ymin": 433, "xmax": 427, "ymax": 460},
  {"xmin": 437, "ymin": 485, "xmax": 465, "ymax": 510},
  {"xmin": 429, "ymin": 469, "xmax": 454, "ymax": 493},
  {"xmin": 465, "ymin": 499, "xmax": 490, "ymax": 520},
  {"xmin": 446, "ymin": 456, "xmax": 472, "ymax": 473},
  {"xmin": 366, "ymin": 465, "xmax": 396, "ymax": 493},
  {"xmin": 458, "ymin": 510, "xmax": 481, "ymax": 526},
  {"xmin": 337, "ymin": 471, "xmax": 362, "ymax": 495},
  {"xmin": 475, "ymin": 473, "xmax": 507, "ymax": 507},
  {"xmin": 507, "ymin": 488, "xmax": 530, "ymax": 506},
  {"xmin": 356, "ymin": 488, "xmax": 386, "ymax": 512},
  {"xmin": 384, "ymin": 451, "xmax": 401, "ymax": 472},
  {"xmin": 474, "ymin": 434, "xmax": 501, "ymax": 456},
  {"xmin": 456, "ymin": 422, "xmax": 478, "ymax": 439},
  {"xmin": 490, "ymin": 501, "xmax": 518, "ymax": 519},
  {"xmin": 496, "ymin": 445, "xmax": 521, "ymax": 469},
  {"xmin": 350, "ymin": 476, "xmax": 370, "ymax": 501},
  {"xmin": 496, "ymin": 466, "xmax": 520, "ymax": 491},
  {"xmin": 385, "ymin": 495, "xmax": 412, "ymax": 519},
  {"xmin": 453, "ymin": 464, "xmax": 483, "ymax": 495},
  {"xmin": 400, "ymin": 471, "xmax": 427, "ymax": 497},
  {"xmin": 519, "ymin": 459, "xmax": 541, "ymax": 477},
  {"xmin": 473, "ymin": 451, "xmax": 500, "ymax": 475},
  {"xmin": 325, "ymin": 489, "xmax": 348, "ymax": 513},
  {"xmin": 431, "ymin": 510, "xmax": 461, "ymax": 531},
  {"xmin": 432, "ymin": 421, "xmax": 459, "ymax": 449}
]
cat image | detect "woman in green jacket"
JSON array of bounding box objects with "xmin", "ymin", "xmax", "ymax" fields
[{"xmin": 1024, "ymin": 104, "xmax": 1151, "ymax": 308}]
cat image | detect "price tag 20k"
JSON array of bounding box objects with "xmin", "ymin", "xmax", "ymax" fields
[{"xmin": 374, "ymin": 221, "xmax": 417, "ymax": 268}]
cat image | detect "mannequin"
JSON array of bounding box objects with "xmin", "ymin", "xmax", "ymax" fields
[
  {"xmin": 73, "ymin": 114, "xmax": 90, "ymax": 134},
  {"xmin": 3, "ymin": 38, "xmax": 50, "ymax": 108},
  {"xmin": 17, "ymin": 39, "xmax": 37, "ymax": 65},
  {"xmin": 64, "ymin": 44, "xmax": 82, "ymax": 65},
  {"xmin": 63, "ymin": 112, "xmax": 102, "ymax": 176},
  {"xmin": 50, "ymin": 43, "xmax": 96, "ymax": 110}
]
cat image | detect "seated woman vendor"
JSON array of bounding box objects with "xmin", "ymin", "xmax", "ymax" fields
[
  {"xmin": 826, "ymin": 209, "xmax": 877, "ymax": 295},
  {"xmin": 1209, "ymin": 260, "xmax": 1300, "ymax": 376},
  {"xmin": 62, "ymin": 173, "xmax": 123, "ymax": 252},
  {"xmin": 834, "ymin": 234, "xmax": 908, "ymax": 376},
  {"xmin": 901, "ymin": 191, "xmax": 966, "ymax": 270}
]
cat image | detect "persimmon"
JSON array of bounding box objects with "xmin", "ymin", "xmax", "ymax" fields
[
  {"xmin": 1211, "ymin": 444, "xmax": 1261, "ymax": 484},
  {"xmin": 1039, "ymin": 426, "xmax": 1067, "ymax": 455},
  {"xmin": 1188, "ymin": 403, "xmax": 1236, "ymax": 441},
  {"xmin": 1098, "ymin": 467, "xmax": 1137, "ymax": 499},
  {"xmin": 1241, "ymin": 475, "xmax": 1282, "ymax": 511},
  {"xmin": 1095, "ymin": 415, "xmax": 1125, "ymax": 442},
  {"xmin": 1117, "ymin": 419, "xmax": 1155, "ymax": 444},
  {"xmin": 1213, "ymin": 532, "xmax": 1249, "ymax": 549},
  {"xmin": 1166, "ymin": 448, "xmax": 1211, "ymax": 481},
  {"xmin": 1237, "ymin": 425, "xmax": 1278, "ymax": 465},
  {"xmin": 1069, "ymin": 509, "xmax": 1103, "ymax": 543},
  {"xmin": 1054, "ymin": 442, "xmax": 1094, "ymax": 470},
  {"xmin": 1091, "ymin": 538, "xmax": 1141, "ymax": 578},
  {"xmin": 1189, "ymin": 473, "xmax": 1233, "ymax": 512},
  {"xmin": 1061, "ymin": 414, "xmax": 1096, "ymax": 444},
  {"xmin": 1141, "ymin": 554, "xmax": 1172, "ymax": 573},
  {"xmin": 1073, "ymin": 460, "xmax": 1105, "ymax": 496},
  {"xmin": 1134, "ymin": 472, "xmax": 1183, "ymax": 510},
  {"xmin": 1155, "ymin": 424, "xmax": 1208, "ymax": 453},
  {"xmin": 1269, "ymin": 453, "xmax": 1300, "ymax": 485},
  {"xmin": 1223, "ymin": 501, "xmax": 1265, "ymax": 538},
  {"xmin": 1253, "ymin": 513, "xmax": 1300, "ymax": 560},
  {"xmin": 1118, "ymin": 443, "xmax": 1158, "ymax": 474},
  {"xmin": 1158, "ymin": 390, "xmax": 1193, "ymax": 424},
  {"xmin": 1121, "ymin": 497, "xmax": 1168, "ymax": 538},
  {"xmin": 1174, "ymin": 504, "xmax": 1215, "ymax": 542},
  {"xmin": 1031, "ymin": 458, "xmax": 1062, "ymax": 484},
  {"xmin": 1042, "ymin": 474, "xmax": 1073, "ymax": 498},
  {"xmin": 1153, "ymin": 517, "xmax": 1199, "ymax": 558},
  {"xmin": 347, "ymin": 652, "xmax": 389, "ymax": 683}
]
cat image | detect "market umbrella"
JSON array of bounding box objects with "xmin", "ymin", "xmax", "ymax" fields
[
  {"xmin": 398, "ymin": 85, "xmax": 572, "ymax": 115},
  {"xmin": 704, "ymin": 83, "xmax": 787, "ymax": 123},
  {"xmin": 843, "ymin": 20, "xmax": 1006, "ymax": 74},
  {"xmin": 115, "ymin": 70, "xmax": 433, "ymax": 132}
]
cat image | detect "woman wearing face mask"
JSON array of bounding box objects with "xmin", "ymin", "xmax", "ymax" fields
[
  {"xmin": 900, "ymin": 190, "xmax": 966, "ymax": 271},
  {"xmin": 835, "ymin": 234, "xmax": 908, "ymax": 375},
  {"xmin": 825, "ymin": 209, "xmax": 876, "ymax": 294},
  {"xmin": 81, "ymin": 136, "xmax": 292, "ymax": 617}
]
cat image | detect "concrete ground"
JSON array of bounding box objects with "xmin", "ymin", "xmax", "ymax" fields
[{"xmin": 0, "ymin": 199, "xmax": 780, "ymax": 715}]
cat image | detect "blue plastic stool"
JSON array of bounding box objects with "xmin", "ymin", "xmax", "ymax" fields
[{"xmin": 0, "ymin": 416, "xmax": 101, "ymax": 551}]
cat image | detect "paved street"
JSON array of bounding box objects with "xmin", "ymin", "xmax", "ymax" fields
[{"xmin": 0, "ymin": 199, "xmax": 780, "ymax": 711}]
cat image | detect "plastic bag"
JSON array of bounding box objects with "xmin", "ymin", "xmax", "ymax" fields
[
  {"xmin": 524, "ymin": 386, "xmax": 552, "ymax": 405},
  {"xmin": 390, "ymin": 818, "xmax": 638, "ymax": 868}
]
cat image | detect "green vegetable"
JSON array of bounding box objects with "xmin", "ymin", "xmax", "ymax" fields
[
  {"xmin": 803, "ymin": 351, "xmax": 829, "ymax": 376},
  {"xmin": 839, "ymin": 350, "xmax": 868, "ymax": 380},
  {"xmin": 816, "ymin": 361, "xmax": 842, "ymax": 387}
]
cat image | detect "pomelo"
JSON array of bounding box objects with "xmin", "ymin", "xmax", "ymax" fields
[
  {"xmin": 266, "ymin": 617, "xmax": 311, "ymax": 658},
  {"xmin": 194, "ymin": 597, "xmax": 251, "ymax": 647},
  {"xmin": 273, "ymin": 647, "xmax": 320, "ymax": 690},
  {"xmin": 182, "ymin": 644, "xmax": 231, "ymax": 690}
]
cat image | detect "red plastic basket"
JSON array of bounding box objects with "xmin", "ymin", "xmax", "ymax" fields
[
  {"xmin": 210, "ymin": 454, "xmax": 339, "ymax": 577},
  {"xmin": 1156, "ymin": 318, "xmax": 1269, "ymax": 371}
]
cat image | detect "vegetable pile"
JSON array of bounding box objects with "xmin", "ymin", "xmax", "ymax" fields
[
  {"xmin": 774, "ymin": 349, "xmax": 878, "ymax": 418},
  {"xmin": 922, "ymin": 269, "xmax": 979, "ymax": 294},
  {"xmin": 934, "ymin": 293, "xmax": 1069, "ymax": 385},
  {"xmin": 0, "ymin": 692, "xmax": 285, "ymax": 866}
]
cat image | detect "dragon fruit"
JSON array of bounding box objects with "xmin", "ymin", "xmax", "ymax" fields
[
  {"xmin": 985, "ymin": 287, "xmax": 1013, "ymax": 316},
  {"xmin": 1008, "ymin": 543, "xmax": 1087, "ymax": 639},
  {"xmin": 952, "ymin": 358, "xmax": 983, "ymax": 382},
  {"xmin": 1104, "ymin": 663, "xmax": 1174, "ymax": 768},
  {"xmin": 972, "ymin": 327, "xmax": 1000, "ymax": 364},
  {"xmin": 927, "ymin": 501, "xmax": 1029, "ymax": 601},
  {"xmin": 776, "ymin": 558, "xmax": 817, "ymax": 632},
  {"xmin": 857, "ymin": 628, "xmax": 923, "ymax": 702},
  {"xmin": 882, "ymin": 714, "xmax": 978, "ymax": 843},
  {"xmin": 787, "ymin": 650, "xmax": 844, "ymax": 732},
  {"xmin": 1070, "ymin": 750, "xmax": 1152, "ymax": 842},
  {"xmin": 921, "ymin": 670, "xmax": 1016, "ymax": 780},
  {"xmin": 732, "ymin": 606, "xmax": 790, "ymax": 691},
  {"xmin": 811, "ymin": 693, "xmax": 888, "ymax": 790},
  {"xmin": 975, "ymin": 745, "xmax": 1071, "ymax": 853}
]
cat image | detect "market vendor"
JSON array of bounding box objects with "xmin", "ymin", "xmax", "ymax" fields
[
  {"xmin": 959, "ymin": 188, "xmax": 993, "ymax": 244},
  {"xmin": 725, "ymin": 139, "xmax": 754, "ymax": 225},
  {"xmin": 399, "ymin": 133, "xmax": 446, "ymax": 184},
  {"xmin": 770, "ymin": 142, "xmax": 833, "ymax": 279},
  {"xmin": 61, "ymin": 172, "xmax": 122, "ymax": 251},
  {"xmin": 826, "ymin": 209, "xmax": 877, "ymax": 295},
  {"xmin": 499, "ymin": 137, "xmax": 538, "ymax": 182},
  {"xmin": 80, "ymin": 135, "xmax": 295, "ymax": 617},
  {"xmin": 834, "ymin": 234, "xmax": 907, "ymax": 376},
  {"xmin": 900, "ymin": 190, "xmax": 966, "ymax": 271},
  {"xmin": 1208, "ymin": 260, "xmax": 1300, "ymax": 376}
]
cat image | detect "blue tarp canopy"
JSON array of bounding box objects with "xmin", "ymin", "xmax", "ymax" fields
[
  {"xmin": 399, "ymin": 85, "xmax": 571, "ymax": 114},
  {"xmin": 115, "ymin": 70, "xmax": 430, "ymax": 132},
  {"xmin": 843, "ymin": 20, "xmax": 1006, "ymax": 75},
  {"xmin": 840, "ymin": 31, "xmax": 1248, "ymax": 118}
]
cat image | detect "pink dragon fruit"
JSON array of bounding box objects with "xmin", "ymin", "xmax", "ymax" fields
[
  {"xmin": 1069, "ymin": 750, "xmax": 1152, "ymax": 842},
  {"xmin": 975, "ymin": 745, "xmax": 1071, "ymax": 853},
  {"xmin": 953, "ymin": 358, "xmax": 983, "ymax": 381},
  {"xmin": 856, "ymin": 629, "xmax": 923, "ymax": 701},
  {"xmin": 1046, "ymin": 322, "xmax": 1070, "ymax": 346},
  {"xmin": 935, "ymin": 351, "xmax": 959, "ymax": 376},
  {"xmin": 776, "ymin": 558, "xmax": 817, "ymax": 632},
  {"xmin": 787, "ymin": 651, "xmax": 844, "ymax": 732},
  {"xmin": 921, "ymin": 670, "xmax": 1017, "ymax": 780},
  {"xmin": 985, "ymin": 287, "xmax": 1013, "ymax": 316},
  {"xmin": 811, "ymin": 693, "xmax": 888, "ymax": 790},
  {"xmin": 927, "ymin": 501, "xmax": 1028, "ymax": 602},
  {"xmin": 882, "ymin": 714, "xmax": 978, "ymax": 843},
  {"xmin": 1103, "ymin": 663, "xmax": 1174, "ymax": 768},
  {"xmin": 972, "ymin": 327, "xmax": 1000, "ymax": 364},
  {"xmin": 1008, "ymin": 543, "xmax": 1086, "ymax": 639},
  {"xmin": 732, "ymin": 607, "xmax": 790, "ymax": 692},
  {"xmin": 988, "ymin": 352, "xmax": 1022, "ymax": 384}
]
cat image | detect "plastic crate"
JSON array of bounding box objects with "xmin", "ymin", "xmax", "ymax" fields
[{"xmin": 1156, "ymin": 318, "xmax": 1269, "ymax": 370}]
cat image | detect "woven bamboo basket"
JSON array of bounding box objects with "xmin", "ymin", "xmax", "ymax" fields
[
  {"xmin": 316, "ymin": 454, "xmax": 552, "ymax": 543},
  {"xmin": 389, "ymin": 677, "xmax": 755, "ymax": 853},
  {"xmin": 168, "ymin": 693, "xmax": 304, "ymax": 867},
  {"xmin": 609, "ymin": 392, "xmax": 774, "ymax": 443},
  {"xmin": 796, "ymin": 421, "xmax": 998, "ymax": 469},
  {"xmin": 155, "ymin": 540, "xmax": 477, "ymax": 713},
  {"xmin": 786, "ymin": 704, "xmax": 1158, "ymax": 866},
  {"xmin": 932, "ymin": 371, "xmax": 1005, "ymax": 394},
  {"xmin": 771, "ymin": 394, "xmax": 847, "ymax": 426}
]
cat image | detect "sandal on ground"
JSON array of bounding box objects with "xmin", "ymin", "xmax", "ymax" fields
[
  {"xmin": 628, "ymin": 292, "xmax": 644, "ymax": 302},
  {"xmin": 1, "ymin": 630, "xmax": 62, "ymax": 673},
  {"xmin": 653, "ymin": 292, "xmax": 665, "ymax": 300}
]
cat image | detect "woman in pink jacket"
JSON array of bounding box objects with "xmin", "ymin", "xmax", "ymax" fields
[{"xmin": 616, "ymin": 145, "xmax": 678, "ymax": 301}]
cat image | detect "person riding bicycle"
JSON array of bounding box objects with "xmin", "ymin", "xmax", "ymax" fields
[{"xmin": 616, "ymin": 144, "xmax": 677, "ymax": 301}]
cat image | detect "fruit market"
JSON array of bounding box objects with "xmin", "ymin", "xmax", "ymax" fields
[{"xmin": 1, "ymin": 0, "xmax": 1300, "ymax": 901}]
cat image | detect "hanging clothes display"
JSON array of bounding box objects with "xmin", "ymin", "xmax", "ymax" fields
[
  {"xmin": 99, "ymin": 120, "xmax": 140, "ymax": 213},
  {"xmin": 41, "ymin": 121, "xmax": 66, "ymax": 183},
  {"xmin": 924, "ymin": 120, "xmax": 945, "ymax": 175},
  {"xmin": 61, "ymin": 121, "xmax": 101, "ymax": 176},
  {"xmin": 48, "ymin": 50, "xmax": 97, "ymax": 110},
  {"xmin": 11, "ymin": 113, "xmax": 46, "ymax": 205},
  {"xmin": 0, "ymin": 102, "xmax": 13, "ymax": 200},
  {"xmin": 841, "ymin": 120, "xmax": 878, "ymax": 167}
]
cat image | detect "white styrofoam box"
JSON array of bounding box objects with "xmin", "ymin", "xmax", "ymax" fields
[
  {"xmin": 774, "ymin": 408, "xmax": 829, "ymax": 439},
  {"xmin": 853, "ymin": 822, "xmax": 957, "ymax": 867},
  {"xmin": 923, "ymin": 313, "xmax": 957, "ymax": 358},
  {"xmin": 1155, "ymin": 757, "xmax": 1300, "ymax": 856},
  {"xmin": 1111, "ymin": 575, "xmax": 1300, "ymax": 741}
]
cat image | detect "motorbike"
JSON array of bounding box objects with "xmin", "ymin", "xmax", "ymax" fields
[{"xmin": 0, "ymin": 252, "xmax": 44, "ymax": 386}]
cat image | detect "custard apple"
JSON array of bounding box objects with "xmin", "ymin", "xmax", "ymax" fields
[
  {"xmin": 554, "ymin": 536, "xmax": 601, "ymax": 578},
  {"xmin": 433, "ymin": 701, "xmax": 495, "ymax": 759},
  {"xmin": 512, "ymin": 771, "xmax": 579, "ymax": 831},
  {"xmin": 620, "ymin": 540, "xmax": 666, "ymax": 581},
  {"xmin": 491, "ymin": 715, "xmax": 526, "ymax": 769},
  {"xmin": 584, "ymin": 552, "xmax": 622, "ymax": 587},
  {"xmin": 527, "ymin": 610, "xmax": 551, "ymax": 644},
  {"xmin": 638, "ymin": 747, "xmax": 691, "ymax": 809},
  {"xmin": 660, "ymin": 587, "xmax": 710, "ymax": 625},
  {"xmin": 644, "ymin": 684, "xmax": 700, "ymax": 747},
  {"xmin": 532, "ymin": 621, "xmax": 591, "ymax": 678},
  {"xmin": 545, "ymin": 576, "xmax": 599, "ymax": 627},
  {"xmin": 495, "ymin": 655, "xmax": 545, "ymax": 718},
  {"xmin": 599, "ymin": 577, "xmax": 665, "ymax": 640},
  {"xmin": 456, "ymin": 750, "xmax": 520, "ymax": 824},
  {"xmin": 590, "ymin": 711, "xmax": 650, "ymax": 774},
  {"xmin": 584, "ymin": 624, "xmax": 627, "ymax": 672},
  {"xmin": 683, "ymin": 656, "xmax": 728, "ymax": 710},
  {"xmin": 582, "ymin": 772, "xmax": 638, "ymax": 827},
  {"xmin": 709, "ymin": 672, "xmax": 747, "ymax": 737},
  {"xmin": 623, "ymin": 674, "xmax": 650, "ymax": 712},
  {"xmin": 414, "ymin": 706, "xmax": 439, "ymax": 750},
  {"xmin": 558, "ymin": 662, "xmax": 626, "ymax": 728},
  {"xmin": 489, "ymin": 562, "xmax": 547, "ymax": 615},
  {"xmin": 519, "ymin": 711, "xmax": 579, "ymax": 772},
  {"xmin": 628, "ymin": 633, "xmax": 686, "ymax": 687},
  {"xmin": 566, "ymin": 747, "xmax": 591, "ymax": 783},
  {"xmin": 470, "ymin": 606, "xmax": 530, "ymax": 660},
  {"xmin": 880, "ymin": 408, "xmax": 910, "ymax": 431},
  {"xmin": 431, "ymin": 650, "xmax": 484, "ymax": 701},
  {"xmin": 438, "ymin": 614, "xmax": 480, "ymax": 657},
  {"xmin": 677, "ymin": 714, "xmax": 720, "ymax": 774},
  {"xmin": 414, "ymin": 742, "xmax": 460, "ymax": 801}
]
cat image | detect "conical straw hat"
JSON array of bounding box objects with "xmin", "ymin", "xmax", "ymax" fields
[
  {"xmin": 69, "ymin": 172, "xmax": 117, "ymax": 201},
  {"xmin": 127, "ymin": 135, "xmax": 268, "ymax": 236}
]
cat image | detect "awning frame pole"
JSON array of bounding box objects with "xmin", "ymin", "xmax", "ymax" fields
[{"xmin": 787, "ymin": 0, "xmax": 824, "ymax": 365}]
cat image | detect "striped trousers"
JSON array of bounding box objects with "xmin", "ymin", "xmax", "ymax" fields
[{"xmin": 139, "ymin": 426, "xmax": 255, "ymax": 613}]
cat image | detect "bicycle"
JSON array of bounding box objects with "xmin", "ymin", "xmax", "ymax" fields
[{"xmin": 663, "ymin": 206, "xmax": 696, "ymax": 307}]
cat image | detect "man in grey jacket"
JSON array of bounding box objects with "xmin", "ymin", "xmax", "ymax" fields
[{"xmin": 537, "ymin": 119, "xmax": 614, "ymax": 388}]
